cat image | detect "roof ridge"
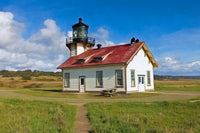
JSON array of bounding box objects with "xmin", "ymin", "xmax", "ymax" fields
[
  {"xmin": 57, "ymin": 41, "xmax": 154, "ymax": 69},
  {"xmin": 91, "ymin": 42, "xmax": 144, "ymax": 50}
]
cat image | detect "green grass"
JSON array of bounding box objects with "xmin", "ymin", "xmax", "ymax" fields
[
  {"xmin": 14, "ymin": 88, "xmax": 78, "ymax": 98},
  {"xmin": 82, "ymin": 93, "xmax": 160, "ymax": 99},
  {"xmin": 1, "ymin": 76, "xmax": 200, "ymax": 133},
  {"xmin": 0, "ymin": 98, "xmax": 77, "ymax": 133},
  {"xmin": 155, "ymin": 80, "xmax": 200, "ymax": 91},
  {"xmin": 0, "ymin": 76, "xmax": 62, "ymax": 89},
  {"xmin": 14, "ymin": 89, "xmax": 160, "ymax": 99},
  {"xmin": 0, "ymin": 75, "xmax": 160, "ymax": 99},
  {"xmin": 87, "ymin": 101, "xmax": 200, "ymax": 133}
]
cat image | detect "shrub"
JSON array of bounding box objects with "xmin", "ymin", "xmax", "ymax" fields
[
  {"xmin": 23, "ymin": 83, "xmax": 43, "ymax": 88},
  {"xmin": 35, "ymin": 77, "xmax": 55, "ymax": 81},
  {"xmin": 21, "ymin": 75, "xmax": 32, "ymax": 80},
  {"xmin": 0, "ymin": 81, "xmax": 4, "ymax": 87}
]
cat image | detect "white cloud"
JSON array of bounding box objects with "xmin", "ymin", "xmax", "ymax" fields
[
  {"xmin": 152, "ymin": 27, "xmax": 200, "ymax": 75},
  {"xmin": 91, "ymin": 27, "xmax": 115, "ymax": 47},
  {"xmin": 104, "ymin": 40, "xmax": 115, "ymax": 46},
  {"xmin": 155, "ymin": 57, "xmax": 200, "ymax": 76},
  {"xmin": 92, "ymin": 27, "xmax": 109, "ymax": 40},
  {"xmin": 0, "ymin": 12, "xmax": 117, "ymax": 71},
  {"xmin": 67, "ymin": 31, "xmax": 72, "ymax": 37},
  {"xmin": 0, "ymin": 12, "xmax": 24, "ymax": 49},
  {"xmin": 29, "ymin": 19, "xmax": 65, "ymax": 46},
  {"xmin": 0, "ymin": 11, "xmax": 69, "ymax": 71}
]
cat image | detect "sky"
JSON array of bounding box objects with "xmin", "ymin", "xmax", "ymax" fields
[{"xmin": 0, "ymin": 0, "xmax": 200, "ymax": 76}]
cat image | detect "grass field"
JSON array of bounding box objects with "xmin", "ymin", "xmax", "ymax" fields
[
  {"xmin": 87, "ymin": 101, "xmax": 200, "ymax": 133},
  {"xmin": 0, "ymin": 76, "xmax": 62, "ymax": 89},
  {"xmin": 0, "ymin": 76, "xmax": 160, "ymax": 99},
  {"xmin": 0, "ymin": 98, "xmax": 76, "ymax": 133},
  {"xmin": 1, "ymin": 75, "xmax": 200, "ymax": 132},
  {"xmin": 155, "ymin": 80, "xmax": 200, "ymax": 91}
]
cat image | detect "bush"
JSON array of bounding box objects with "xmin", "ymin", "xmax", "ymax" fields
[
  {"xmin": 0, "ymin": 81, "xmax": 4, "ymax": 87},
  {"xmin": 23, "ymin": 83, "xmax": 43, "ymax": 88},
  {"xmin": 21, "ymin": 75, "xmax": 32, "ymax": 80},
  {"xmin": 10, "ymin": 77, "xmax": 14, "ymax": 80},
  {"xmin": 35, "ymin": 77, "xmax": 55, "ymax": 81}
]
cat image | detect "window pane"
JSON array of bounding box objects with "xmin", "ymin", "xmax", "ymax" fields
[
  {"xmin": 65, "ymin": 73, "xmax": 69, "ymax": 86},
  {"xmin": 142, "ymin": 77, "xmax": 144, "ymax": 84},
  {"xmin": 131, "ymin": 71, "xmax": 135, "ymax": 86},
  {"xmin": 96, "ymin": 71, "xmax": 103, "ymax": 87},
  {"xmin": 116, "ymin": 70, "xmax": 123, "ymax": 86},
  {"xmin": 147, "ymin": 71, "xmax": 151, "ymax": 85},
  {"xmin": 81, "ymin": 78, "xmax": 84, "ymax": 85}
]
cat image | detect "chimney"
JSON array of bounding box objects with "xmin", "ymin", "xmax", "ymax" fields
[
  {"xmin": 135, "ymin": 38, "xmax": 139, "ymax": 43},
  {"xmin": 130, "ymin": 37, "xmax": 135, "ymax": 46},
  {"xmin": 130, "ymin": 37, "xmax": 139, "ymax": 46},
  {"xmin": 97, "ymin": 44, "xmax": 102, "ymax": 49},
  {"xmin": 79, "ymin": 18, "xmax": 82, "ymax": 23}
]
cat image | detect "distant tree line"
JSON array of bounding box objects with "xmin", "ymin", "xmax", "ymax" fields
[
  {"xmin": 0, "ymin": 70, "xmax": 199, "ymax": 80},
  {"xmin": 154, "ymin": 75, "xmax": 200, "ymax": 80},
  {"xmin": 0, "ymin": 70, "xmax": 62, "ymax": 77}
]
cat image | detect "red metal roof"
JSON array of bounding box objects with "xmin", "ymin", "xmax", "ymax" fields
[{"xmin": 57, "ymin": 42, "xmax": 153, "ymax": 69}]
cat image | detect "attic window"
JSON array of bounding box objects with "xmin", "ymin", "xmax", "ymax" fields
[
  {"xmin": 90, "ymin": 57, "xmax": 102, "ymax": 63},
  {"xmin": 95, "ymin": 57, "xmax": 102, "ymax": 62},
  {"xmin": 75, "ymin": 59, "xmax": 85, "ymax": 64}
]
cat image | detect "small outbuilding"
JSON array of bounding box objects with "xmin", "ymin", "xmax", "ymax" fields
[{"xmin": 57, "ymin": 18, "xmax": 158, "ymax": 93}]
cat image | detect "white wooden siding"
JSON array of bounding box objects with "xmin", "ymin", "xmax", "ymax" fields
[
  {"xmin": 77, "ymin": 44, "xmax": 84, "ymax": 55},
  {"xmin": 63, "ymin": 65, "xmax": 125, "ymax": 92},
  {"xmin": 71, "ymin": 44, "xmax": 76, "ymax": 57},
  {"xmin": 126, "ymin": 48, "xmax": 154, "ymax": 92}
]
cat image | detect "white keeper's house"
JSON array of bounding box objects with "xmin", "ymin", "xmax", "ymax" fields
[{"xmin": 57, "ymin": 18, "xmax": 158, "ymax": 93}]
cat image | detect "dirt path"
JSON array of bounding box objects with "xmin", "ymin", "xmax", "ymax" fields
[
  {"xmin": 0, "ymin": 90, "xmax": 200, "ymax": 103},
  {"xmin": 74, "ymin": 104, "xmax": 92, "ymax": 133}
]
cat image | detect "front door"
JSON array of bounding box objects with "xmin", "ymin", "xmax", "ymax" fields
[
  {"xmin": 79, "ymin": 76, "xmax": 85, "ymax": 92},
  {"xmin": 138, "ymin": 76, "xmax": 145, "ymax": 92}
]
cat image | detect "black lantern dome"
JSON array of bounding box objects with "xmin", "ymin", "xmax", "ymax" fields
[
  {"xmin": 72, "ymin": 18, "xmax": 88, "ymax": 43},
  {"xmin": 66, "ymin": 18, "xmax": 95, "ymax": 48}
]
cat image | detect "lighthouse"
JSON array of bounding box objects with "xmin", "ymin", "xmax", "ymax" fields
[{"xmin": 66, "ymin": 18, "xmax": 95, "ymax": 57}]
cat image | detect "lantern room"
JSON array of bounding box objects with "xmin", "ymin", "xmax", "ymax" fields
[{"xmin": 66, "ymin": 18, "xmax": 95, "ymax": 57}]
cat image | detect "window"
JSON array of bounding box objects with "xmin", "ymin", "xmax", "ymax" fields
[
  {"xmin": 115, "ymin": 70, "xmax": 123, "ymax": 87},
  {"xmin": 64, "ymin": 73, "xmax": 70, "ymax": 87},
  {"xmin": 138, "ymin": 76, "xmax": 144, "ymax": 84},
  {"xmin": 90, "ymin": 57, "xmax": 102, "ymax": 63},
  {"xmin": 75, "ymin": 59, "xmax": 85, "ymax": 64},
  {"xmin": 147, "ymin": 71, "xmax": 151, "ymax": 85},
  {"xmin": 96, "ymin": 71, "xmax": 103, "ymax": 87},
  {"xmin": 95, "ymin": 57, "xmax": 102, "ymax": 62},
  {"xmin": 80, "ymin": 78, "xmax": 84, "ymax": 85},
  {"xmin": 131, "ymin": 70, "xmax": 135, "ymax": 87}
]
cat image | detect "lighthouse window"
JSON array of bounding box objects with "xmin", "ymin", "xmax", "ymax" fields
[{"xmin": 73, "ymin": 30, "xmax": 77, "ymax": 38}]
